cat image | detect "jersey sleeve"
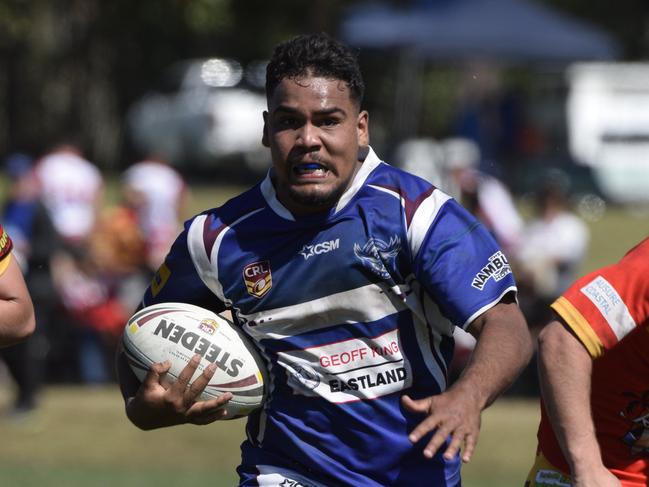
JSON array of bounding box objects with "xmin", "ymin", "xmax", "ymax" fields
[
  {"xmin": 0, "ymin": 225, "xmax": 13, "ymax": 276},
  {"xmin": 551, "ymin": 238, "xmax": 649, "ymax": 358},
  {"xmin": 141, "ymin": 218, "xmax": 226, "ymax": 315},
  {"xmin": 413, "ymin": 198, "xmax": 517, "ymax": 329}
]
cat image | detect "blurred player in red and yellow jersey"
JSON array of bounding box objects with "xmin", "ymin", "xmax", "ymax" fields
[
  {"xmin": 0, "ymin": 224, "xmax": 35, "ymax": 347},
  {"xmin": 527, "ymin": 237, "xmax": 649, "ymax": 486}
]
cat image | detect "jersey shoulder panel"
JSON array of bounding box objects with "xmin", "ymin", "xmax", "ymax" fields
[
  {"xmin": 364, "ymin": 163, "xmax": 452, "ymax": 249},
  {"xmin": 141, "ymin": 186, "xmax": 266, "ymax": 313},
  {"xmin": 367, "ymin": 163, "xmax": 515, "ymax": 328}
]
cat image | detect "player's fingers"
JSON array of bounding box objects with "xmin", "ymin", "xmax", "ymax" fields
[
  {"xmin": 188, "ymin": 392, "xmax": 233, "ymax": 413},
  {"xmin": 401, "ymin": 394, "xmax": 431, "ymax": 414},
  {"xmin": 173, "ymin": 354, "xmax": 201, "ymax": 392},
  {"xmin": 408, "ymin": 412, "xmax": 444, "ymax": 445},
  {"xmin": 186, "ymin": 362, "xmax": 217, "ymax": 399},
  {"xmin": 145, "ymin": 360, "xmax": 171, "ymax": 386},
  {"xmin": 460, "ymin": 431, "xmax": 478, "ymax": 463},
  {"xmin": 442, "ymin": 429, "xmax": 465, "ymax": 461},
  {"xmin": 186, "ymin": 393, "xmax": 233, "ymax": 421},
  {"xmin": 422, "ymin": 424, "xmax": 453, "ymax": 459}
]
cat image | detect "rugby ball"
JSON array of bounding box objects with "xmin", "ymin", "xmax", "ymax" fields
[{"xmin": 122, "ymin": 302, "xmax": 266, "ymax": 419}]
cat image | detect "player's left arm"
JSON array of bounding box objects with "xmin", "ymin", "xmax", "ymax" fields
[
  {"xmin": 403, "ymin": 292, "xmax": 532, "ymax": 462},
  {"xmin": 538, "ymin": 320, "xmax": 620, "ymax": 486}
]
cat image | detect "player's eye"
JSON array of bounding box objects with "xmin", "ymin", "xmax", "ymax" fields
[
  {"xmin": 275, "ymin": 116, "xmax": 300, "ymax": 129},
  {"xmin": 319, "ymin": 117, "xmax": 340, "ymax": 127}
]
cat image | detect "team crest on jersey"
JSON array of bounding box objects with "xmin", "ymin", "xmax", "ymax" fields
[
  {"xmin": 471, "ymin": 251, "xmax": 511, "ymax": 290},
  {"xmin": 353, "ymin": 235, "xmax": 401, "ymax": 279},
  {"xmin": 288, "ymin": 362, "xmax": 321, "ymax": 392},
  {"xmin": 243, "ymin": 260, "xmax": 272, "ymax": 298}
]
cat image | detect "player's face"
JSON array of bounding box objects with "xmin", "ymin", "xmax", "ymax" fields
[{"xmin": 263, "ymin": 75, "xmax": 369, "ymax": 216}]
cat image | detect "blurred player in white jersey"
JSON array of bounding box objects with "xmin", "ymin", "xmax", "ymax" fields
[
  {"xmin": 122, "ymin": 154, "xmax": 187, "ymax": 270},
  {"xmin": 34, "ymin": 141, "xmax": 104, "ymax": 247}
]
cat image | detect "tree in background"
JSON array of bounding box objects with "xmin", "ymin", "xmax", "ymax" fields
[{"xmin": 0, "ymin": 0, "xmax": 645, "ymax": 171}]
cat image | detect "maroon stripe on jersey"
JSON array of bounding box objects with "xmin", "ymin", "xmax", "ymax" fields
[
  {"xmin": 202, "ymin": 214, "xmax": 228, "ymax": 261},
  {"xmin": 371, "ymin": 184, "xmax": 436, "ymax": 227}
]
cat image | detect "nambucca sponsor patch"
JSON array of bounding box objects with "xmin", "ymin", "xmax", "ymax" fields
[{"xmin": 471, "ymin": 251, "xmax": 511, "ymax": 290}]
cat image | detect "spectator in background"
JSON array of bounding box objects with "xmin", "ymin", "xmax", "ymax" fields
[
  {"xmin": 443, "ymin": 137, "xmax": 524, "ymax": 257},
  {"xmin": 34, "ymin": 139, "xmax": 104, "ymax": 248},
  {"xmin": 396, "ymin": 138, "xmax": 447, "ymax": 190},
  {"xmin": 514, "ymin": 169, "xmax": 590, "ymax": 330},
  {"xmin": 121, "ymin": 153, "xmax": 187, "ymax": 271},
  {"xmin": 1, "ymin": 154, "xmax": 59, "ymax": 413},
  {"xmin": 507, "ymin": 170, "xmax": 589, "ymax": 398},
  {"xmin": 32, "ymin": 139, "xmax": 106, "ymax": 383},
  {"xmin": 52, "ymin": 197, "xmax": 146, "ymax": 384}
]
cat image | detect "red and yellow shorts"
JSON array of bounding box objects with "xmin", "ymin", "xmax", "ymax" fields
[{"xmin": 525, "ymin": 452, "xmax": 572, "ymax": 486}]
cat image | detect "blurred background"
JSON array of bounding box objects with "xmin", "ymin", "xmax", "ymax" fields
[{"xmin": 0, "ymin": 0, "xmax": 648, "ymax": 486}]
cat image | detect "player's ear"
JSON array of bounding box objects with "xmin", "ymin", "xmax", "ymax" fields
[
  {"xmin": 262, "ymin": 111, "xmax": 270, "ymax": 147},
  {"xmin": 357, "ymin": 110, "xmax": 369, "ymax": 147}
]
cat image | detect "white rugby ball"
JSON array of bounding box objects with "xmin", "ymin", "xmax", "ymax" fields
[{"xmin": 122, "ymin": 302, "xmax": 266, "ymax": 419}]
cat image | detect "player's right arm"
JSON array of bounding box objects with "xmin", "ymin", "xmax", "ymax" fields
[
  {"xmin": 0, "ymin": 227, "xmax": 35, "ymax": 347},
  {"xmin": 116, "ymin": 218, "xmax": 232, "ymax": 429},
  {"xmin": 537, "ymin": 320, "xmax": 620, "ymax": 487}
]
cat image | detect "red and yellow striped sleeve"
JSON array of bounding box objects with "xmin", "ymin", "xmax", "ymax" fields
[
  {"xmin": 551, "ymin": 237, "xmax": 649, "ymax": 359},
  {"xmin": 551, "ymin": 296, "xmax": 604, "ymax": 358}
]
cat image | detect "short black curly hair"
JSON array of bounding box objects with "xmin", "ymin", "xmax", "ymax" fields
[{"xmin": 265, "ymin": 33, "xmax": 365, "ymax": 108}]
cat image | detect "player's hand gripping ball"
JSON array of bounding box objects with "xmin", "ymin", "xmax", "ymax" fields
[{"xmin": 122, "ymin": 302, "xmax": 267, "ymax": 419}]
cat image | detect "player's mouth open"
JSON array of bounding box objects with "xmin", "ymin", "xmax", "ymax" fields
[{"xmin": 293, "ymin": 163, "xmax": 328, "ymax": 177}]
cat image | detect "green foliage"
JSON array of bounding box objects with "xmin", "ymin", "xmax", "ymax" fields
[{"xmin": 184, "ymin": 0, "xmax": 233, "ymax": 35}]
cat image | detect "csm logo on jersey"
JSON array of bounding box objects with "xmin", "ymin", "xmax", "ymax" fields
[
  {"xmin": 299, "ymin": 238, "xmax": 339, "ymax": 260},
  {"xmin": 243, "ymin": 260, "xmax": 272, "ymax": 298},
  {"xmin": 471, "ymin": 251, "xmax": 511, "ymax": 290}
]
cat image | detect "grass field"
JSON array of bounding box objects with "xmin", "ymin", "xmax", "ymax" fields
[{"xmin": 0, "ymin": 384, "xmax": 538, "ymax": 487}]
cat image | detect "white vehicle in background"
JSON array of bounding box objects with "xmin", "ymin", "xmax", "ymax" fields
[
  {"xmin": 126, "ymin": 58, "xmax": 268, "ymax": 173},
  {"xmin": 567, "ymin": 62, "xmax": 649, "ymax": 204}
]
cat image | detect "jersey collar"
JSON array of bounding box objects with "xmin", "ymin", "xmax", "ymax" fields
[{"xmin": 261, "ymin": 146, "xmax": 382, "ymax": 221}]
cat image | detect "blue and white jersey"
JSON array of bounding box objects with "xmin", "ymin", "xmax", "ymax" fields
[{"xmin": 143, "ymin": 147, "xmax": 516, "ymax": 486}]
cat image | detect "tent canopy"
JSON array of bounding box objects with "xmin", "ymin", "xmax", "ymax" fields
[{"xmin": 340, "ymin": 0, "xmax": 620, "ymax": 63}]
